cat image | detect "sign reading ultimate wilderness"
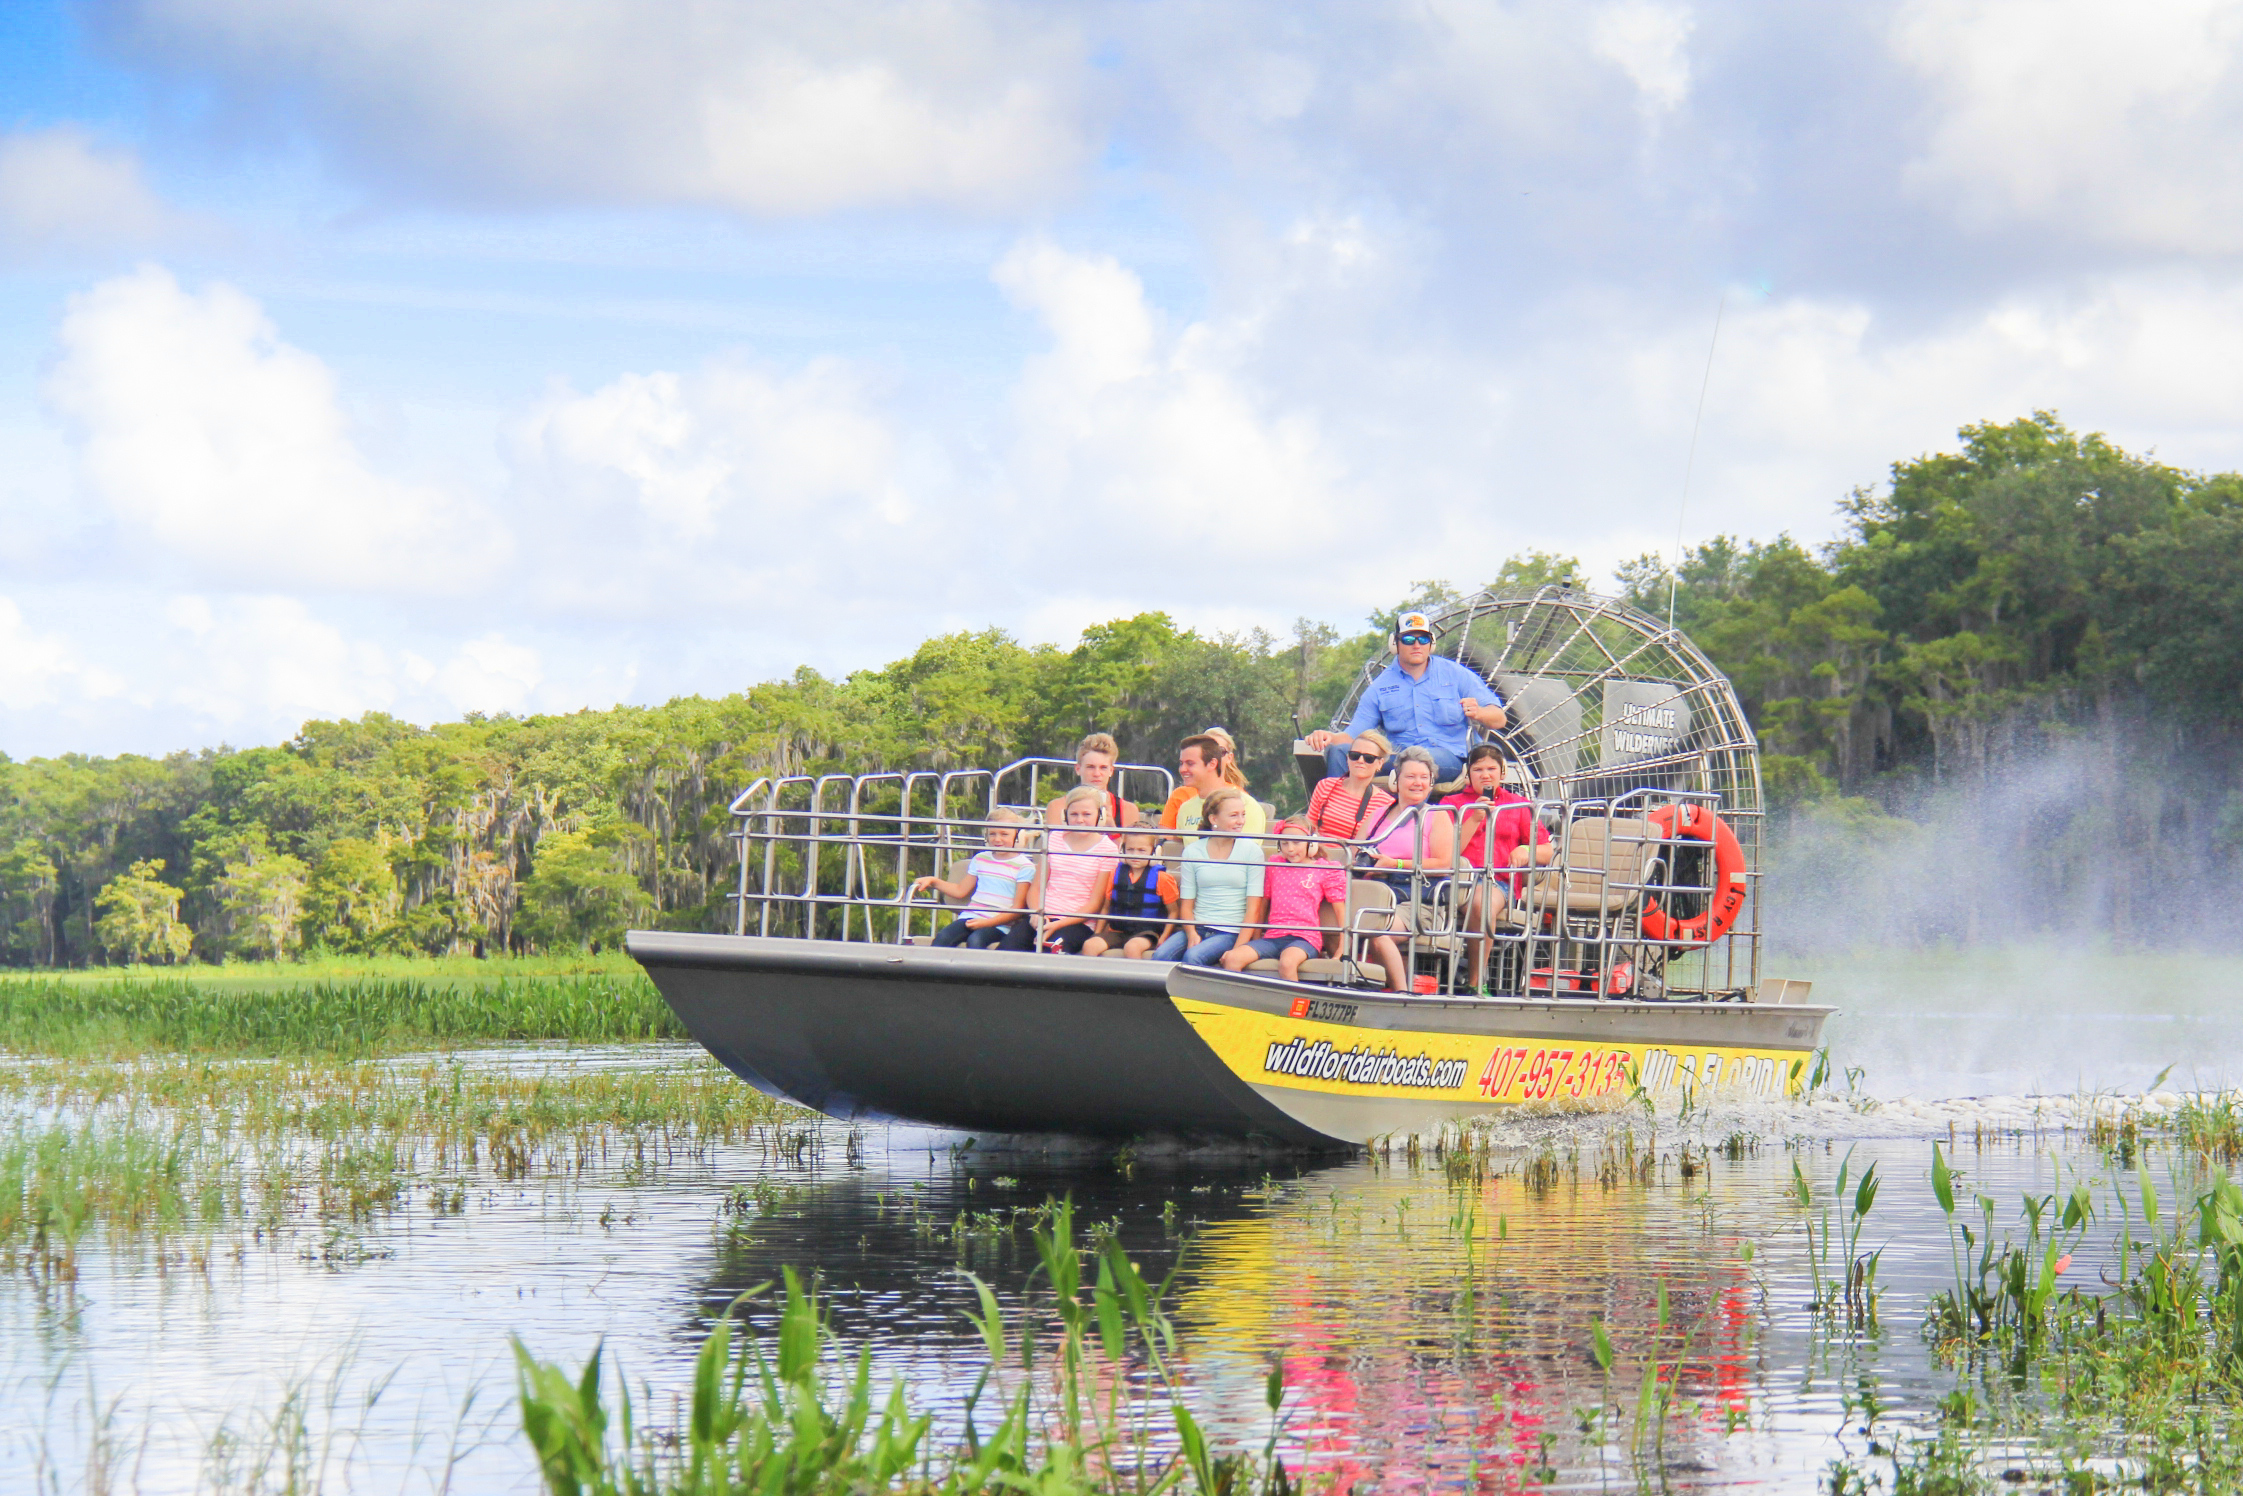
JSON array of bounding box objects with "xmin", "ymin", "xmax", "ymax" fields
[{"xmin": 1600, "ymin": 679, "xmax": 1693, "ymax": 765}]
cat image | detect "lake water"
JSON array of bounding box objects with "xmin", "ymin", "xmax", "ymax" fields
[{"xmin": 2, "ymin": 947, "xmax": 2230, "ymax": 1493}]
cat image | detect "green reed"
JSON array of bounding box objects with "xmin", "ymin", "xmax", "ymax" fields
[
  {"xmin": 0, "ymin": 1054, "xmax": 806, "ymax": 1272},
  {"xmin": 1831, "ymin": 1141, "xmax": 2243, "ymax": 1492},
  {"xmin": 512, "ymin": 1197, "xmax": 1294, "ymax": 1496},
  {"xmin": 0, "ymin": 969, "xmax": 681, "ymax": 1057}
]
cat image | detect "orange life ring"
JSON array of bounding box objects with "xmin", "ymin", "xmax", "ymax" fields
[{"xmin": 1640, "ymin": 802, "xmax": 1747, "ymax": 947}]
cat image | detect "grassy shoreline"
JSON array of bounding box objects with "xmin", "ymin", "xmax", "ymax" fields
[
  {"xmin": 0, "ymin": 949, "xmax": 645, "ymax": 990},
  {"xmin": 0, "ymin": 955, "xmax": 680, "ymax": 1058}
]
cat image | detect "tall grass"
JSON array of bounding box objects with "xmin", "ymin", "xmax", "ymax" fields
[
  {"xmin": 0, "ymin": 1054, "xmax": 807, "ymax": 1271},
  {"xmin": 11, "ymin": 950, "xmax": 645, "ymax": 990},
  {"xmin": 0, "ymin": 969, "xmax": 681, "ymax": 1057}
]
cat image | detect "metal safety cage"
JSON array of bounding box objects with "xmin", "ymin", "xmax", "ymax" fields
[
  {"xmin": 726, "ymin": 760, "xmax": 1175, "ymax": 943},
  {"xmin": 720, "ymin": 777, "xmax": 1755, "ymax": 1004},
  {"xmin": 1324, "ymin": 584, "xmax": 1764, "ymax": 1000}
]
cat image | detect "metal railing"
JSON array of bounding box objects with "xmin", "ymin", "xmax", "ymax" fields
[{"xmin": 724, "ymin": 766, "xmax": 1761, "ymax": 1002}]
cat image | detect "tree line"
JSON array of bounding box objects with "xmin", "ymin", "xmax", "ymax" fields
[{"xmin": 5, "ymin": 412, "xmax": 2238, "ymax": 964}]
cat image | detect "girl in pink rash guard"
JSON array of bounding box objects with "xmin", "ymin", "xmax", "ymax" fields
[
  {"xmin": 1036, "ymin": 786, "xmax": 1121, "ymax": 954},
  {"xmin": 1220, "ymin": 821, "xmax": 1347, "ymax": 982}
]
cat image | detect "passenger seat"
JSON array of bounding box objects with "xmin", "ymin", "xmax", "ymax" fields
[{"xmin": 1502, "ymin": 815, "xmax": 1656, "ymax": 922}]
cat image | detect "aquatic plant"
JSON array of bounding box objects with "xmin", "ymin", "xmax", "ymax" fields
[
  {"xmin": 0, "ymin": 1054, "xmax": 804, "ymax": 1270},
  {"xmin": 1923, "ymin": 1148, "xmax": 2094, "ymax": 1347},
  {"xmin": 1832, "ymin": 1144, "xmax": 2243, "ymax": 1491},
  {"xmin": 1793, "ymin": 1146, "xmax": 1881, "ymax": 1326},
  {"xmin": 511, "ymin": 1198, "xmax": 1297, "ymax": 1495}
]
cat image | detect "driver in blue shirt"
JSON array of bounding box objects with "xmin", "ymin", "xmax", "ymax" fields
[{"xmin": 1306, "ymin": 611, "xmax": 1506, "ymax": 784}]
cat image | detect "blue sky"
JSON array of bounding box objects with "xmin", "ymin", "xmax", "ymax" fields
[{"xmin": 3, "ymin": 0, "xmax": 2242, "ymax": 757}]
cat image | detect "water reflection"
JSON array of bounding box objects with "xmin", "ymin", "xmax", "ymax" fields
[
  {"xmin": 0, "ymin": 1054, "xmax": 2168, "ymax": 1493},
  {"xmin": 687, "ymin": 1133, "xmax": 2092, "ymax": 1491}
]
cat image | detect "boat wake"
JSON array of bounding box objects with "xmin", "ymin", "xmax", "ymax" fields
[{"xmin": 1366, "ymin": 1087, "xmax": 2222, "ymax": 1154}]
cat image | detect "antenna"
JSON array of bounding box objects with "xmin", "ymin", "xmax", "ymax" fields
[{"xmin": 1667, "ymin": 291, "xmax": 1726, "ymax": 632}]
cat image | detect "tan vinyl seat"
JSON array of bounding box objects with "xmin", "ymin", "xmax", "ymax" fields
[{"xmin": 1502, "ymin": 815, "xmax": 1656, "ymax": 924}]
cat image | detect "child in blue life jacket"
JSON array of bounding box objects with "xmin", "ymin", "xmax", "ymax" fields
[{"xmin": 1085, "ymin": 831, "xmax": 1175, "ymax": 958}]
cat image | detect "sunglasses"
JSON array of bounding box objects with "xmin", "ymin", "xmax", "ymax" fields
[
  {"xmin": 1346, "ymin": 750, "xmax": 1383, "ymax": 764},
  {"xmin": 1397, "ymin": 633, "xmax": 1432, "ymax": 645}
]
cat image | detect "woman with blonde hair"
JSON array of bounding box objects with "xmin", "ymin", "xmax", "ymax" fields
[
  {"xmin": 1305, "ymin": 727, "xmax": 1394, "ymax": 842},
  {"xmin": 1203, "ymin": 726, "xmax": 1250, "ymax": 790},
  {"xmin": 1151, "ymin": 786, "xmax": 1267, "ymax": 967}
]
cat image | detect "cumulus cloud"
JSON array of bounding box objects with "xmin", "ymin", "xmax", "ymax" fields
[
  {"xmin": 25, "ymin": 0, "xmax": 2243, "ymax": 757},
  {"xmin": 0, "ymin": 596, "xmax": 95, "ymax": 710},
  {"xmin": 507, "ymin": 352, "xmax": 931, "ymax": 631},
  {"xmin": 1591, "ymin": 1, "xmax": 1694, "ymax": 121},
  {"xmin": 433, "ymin": 633, "xmax": 543, "ymax": 715},
  {"xmin": 0, "ymin": 127, "xmax": 174, "ymax": 257},
  {"xmin": 995, "ymin": 238, "xmax": 1345, "ymax": 574},
  {"xmin": 520, "ymin": 360, "xmax": 904, "ymax": 540},
  {"xmin": 163, "ymin": 594, "xmax": 404, "ymax": 730},
  {"xmin": 0, "ymin": 590, "xmax": 571, "ymax": 752},
  {"xmin": 80, "ymin": 0, "xmax": 2243, "ymax": 291},
  {"xmin": 44, "ymin": 266, "xmax": 504, "ymax": 592},
  {"xmin": 1895, "ymin": 0, "xmax": 2243, "ymax": 252},
  {"xmin": 93, "ymin": 0, "xmax": 1093, "ymax": 214}
]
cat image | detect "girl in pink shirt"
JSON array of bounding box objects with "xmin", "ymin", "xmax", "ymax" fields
[
  {"xmin": 1220, "ymin": 821, "xmax": 1348, "ymax": 982},
  {"xmin": 1037, "ymin": 786, "xmax": 1121, "ymax": 954}
]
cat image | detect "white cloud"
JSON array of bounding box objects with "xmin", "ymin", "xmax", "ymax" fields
[
  {"xmin": 99, "ymin": 0, "xmax": 1093, "ymax": 214},
  {"xmin": 0, "ymin": 596, "xmax": 91, "ymax": 709},
  {"xmin": 504, "ymin": 351, "xmax": 936, "ymax": 636},
  {"xmin": 520, "ymin": 360, "xmax": 902, "ymax": 540},
  {"xmin": 44, "ymin": 266, "xmax": 504, "ymax": 592},
  {"xmin": 1896, "ymin": 0, "xmax": 2243, "ymax": 250},
  {"xmin": 0, "ymin": 127, "xmax": 174, "ymax": 257},
  {"xmin": 0, "ymin": 591, "xmax": 599, "ymax": 752},
  {"xmin": 994, "ymin": 238, "xmax": 1345, "ymax": 570},
  {"xmin": 1591, "ymin": 1, "xmax": 1694, "ymax": 121},
  {"xmin": 161, "ymin": 594, "xmax": 402, "ymax": 732},
  {"xmin": 434, "ymin": 633, "xmax": 542, "ymax": 714},
  {"xmin": 1469, "ymin": 270, "xmax": 2243, "ymax": 578}
]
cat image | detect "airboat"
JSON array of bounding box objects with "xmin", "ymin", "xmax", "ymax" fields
[{"xmin": 628, "ymin": 586, "xmax": 1832, "ymax": 1149}]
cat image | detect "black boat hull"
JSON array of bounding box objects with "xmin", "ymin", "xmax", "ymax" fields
[
  {"xmin": 630, "ymin": 932, "xmax": 1834, "ymax": 1149},
  {"xmin": 628, "ymin": 931, "xmax": 1337, "ymax": 1147}
]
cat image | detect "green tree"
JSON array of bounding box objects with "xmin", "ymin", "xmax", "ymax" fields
[
  {"xmin": 0, "ymin": 838, "xmax": 59, "ymax": 965},
  {"xmin": 301, "ymin": 836, "xmax": 402, "ymax": 953},
  {"xmin": 2107, "ymin": 510, "xmax": 2243, "ymax": 723},
  {"xmin": 1487, "ymin": 551, "xmax": 1587, "ymax": 592},
  {"xmin": 516, "ymin": 827, "xmax": 655, "ymax": 951},
  {"xmin": 215, "ymin": 842, "xmax": 310, "ymax": 961},
  {"xmin": 93, "ymin": 858, "xmax": 193, "ymax": 965}
]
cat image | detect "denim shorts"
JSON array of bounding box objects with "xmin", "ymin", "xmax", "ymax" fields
[{"xmin": 1245, "ymin": 935, "xmax": 1324, "ymax": 962}]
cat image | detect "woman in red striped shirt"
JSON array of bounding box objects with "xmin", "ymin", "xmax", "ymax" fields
[{"xmin": 1304, "ymin": 728, "xmax": 1394, "ymax": 844}]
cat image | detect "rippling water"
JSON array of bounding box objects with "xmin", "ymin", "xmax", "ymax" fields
[{"xmin": 0, "ymin": 948, "xmax": 2222, "ymax": 1492}]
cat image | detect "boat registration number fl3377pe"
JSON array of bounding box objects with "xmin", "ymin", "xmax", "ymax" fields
[{"xmin": 629, "ymin": 586, "xmax": 1831, "ymax": 1150}]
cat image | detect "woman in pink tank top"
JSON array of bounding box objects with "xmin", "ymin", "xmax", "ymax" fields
[{"xmin": 1355, "ymin": 749, "xmax": 1456, "ymax": 991}]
